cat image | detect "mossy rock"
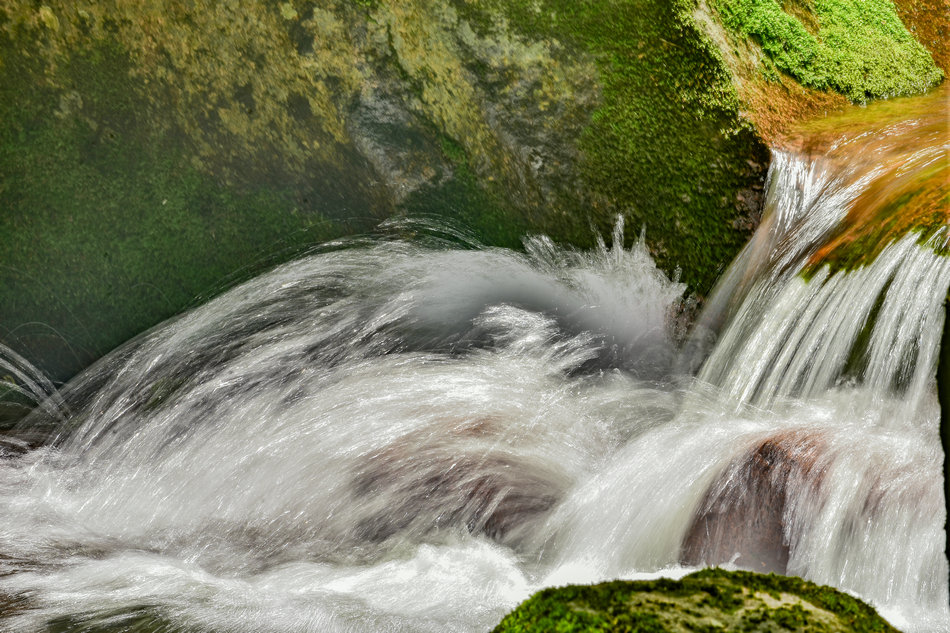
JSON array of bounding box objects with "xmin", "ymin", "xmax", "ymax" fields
[
  {"xmin": 445, "ymin": 0, "xmax": 770, "ymax": 292},
  {"xmin": 0, "ymin": 0, "xmax": 770, "ymax": 384},
  {"xmin": 492, "ymin": 568, "xmax": 899, "ymax": 633},
  {"xmin": 0, "ymin": 0, "xmax": 939, "ymax": 385}
]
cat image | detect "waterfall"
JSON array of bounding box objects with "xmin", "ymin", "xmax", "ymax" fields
[
  {"xmin": 1, "ymin": 102, "xmax": 948, "ymax": 631},
  {"xmin": 532, "ymin": 134, "xmax": 949, "ymax": 629}
]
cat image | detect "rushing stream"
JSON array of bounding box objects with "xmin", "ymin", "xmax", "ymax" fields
[{"xmin": 1, "ymin": 89, "xmax": 949, "ymax": 631}]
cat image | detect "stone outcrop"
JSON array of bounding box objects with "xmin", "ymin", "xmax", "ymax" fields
[{"xmin": 492, "ymin": 567, "xmax": 899, "ymax": 632}]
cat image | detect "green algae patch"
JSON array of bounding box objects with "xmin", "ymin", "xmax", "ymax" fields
[
  {"xmin": 713, "ymin": 0, "xmax": 942, "ymax": 103},
  {"xmin": 492, "ymin": 568, "xmax": 899, "ymax": 633}
]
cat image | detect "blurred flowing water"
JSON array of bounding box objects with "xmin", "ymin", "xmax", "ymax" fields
[{"xmin": 1, "ymin": 89, "xmax": 948, "ymax": 632}]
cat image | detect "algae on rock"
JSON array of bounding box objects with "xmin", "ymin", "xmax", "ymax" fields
[
  {"xmin": 492, "ymin": 568, "xmax": 899, "ymax": 633},
  {"xmin": 709, "ymin": 0, "xmax": 943, "ymax": 103}
]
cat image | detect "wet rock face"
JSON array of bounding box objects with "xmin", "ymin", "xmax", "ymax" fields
[
  {"xmin": 0, "ymin": 1, "xmax": 604, "ymax": 223},
  {"xmin": 347, "ymin": 86, "xmax": 452, "ymax": 205},
  {"xmin": 681, "ymin": 430, "xmax": 825, "ymax": 574}
]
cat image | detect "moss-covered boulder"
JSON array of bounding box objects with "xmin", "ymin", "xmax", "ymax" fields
[
  {"xmin": 711, "ymin": 0, "xmax": 941, "ymax": 103},
  {"xmin": 0, "ymin": 0, "xmax": 766, "ymax": 382},
  {"xmin": 492, "ymin": 568, "xmax": 899, "ymax": 633},
  {"xmin": 0, "ymin": 1, "xmax": 942, "ymax": 383}
]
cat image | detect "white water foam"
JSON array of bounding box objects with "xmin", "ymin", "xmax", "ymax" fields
[{"xmin": 0, "ymin": 200, "xmax": 947, "ymax": 633}]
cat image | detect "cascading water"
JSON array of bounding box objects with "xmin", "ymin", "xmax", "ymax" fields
[{"xmin": 1, "ymin": 91, "xmax": 948, "ymax": 631}]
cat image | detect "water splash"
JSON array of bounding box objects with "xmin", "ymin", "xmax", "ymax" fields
[
  {"xmin": 0, "ymin": 226, "xmax": 689, "ymax": 632},
  {"xmin": 699, "ymin": 230, "xmax": 950, "ymax": 409},
  {"xmin": 0, "ymin": 343, "xmax": 65, "ymax": 451},
  {"xmin": 1, "ymin": 99, "xmax": 949, "ymax": 632}
]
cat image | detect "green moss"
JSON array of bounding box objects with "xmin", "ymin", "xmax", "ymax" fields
[
  {"xmin": 493, "ymin": 568, "xmax": 899, "ymax": 633},
  {"xmin": 0, "ymin": 36, "xmax": 355, "ymax": 382},
  {"xmin": 714, "ymin": 0, "xmax": 943, "ymax": 102},
  {"xmin": 699, "ymin": 569, "xmax": 893, "ymax": 631},
  {"xmin": 452, "ymin": 0, "xmax": 770, "ymax": 294}
]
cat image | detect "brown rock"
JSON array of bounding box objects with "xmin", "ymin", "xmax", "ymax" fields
[{"xmin": 681, "ymin": 430, "xmax": 825, "ymax": 574}]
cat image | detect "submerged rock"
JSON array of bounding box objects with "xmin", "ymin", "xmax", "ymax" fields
[
  {"xmin": 682, "ymin": 430, "xmax": 826, "ymax": 575},
  {"xmin": 492, "ymin": 568, "xmax": 899, "ymax": 632}
]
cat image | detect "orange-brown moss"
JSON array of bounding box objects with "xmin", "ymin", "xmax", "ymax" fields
[
  {"xmin": 894, "ymin": 0, "xmax": 950, "ymax": 72},
  {"xmin": 782, "ymin": 83, "xmax": 950, "ymax": 273}
]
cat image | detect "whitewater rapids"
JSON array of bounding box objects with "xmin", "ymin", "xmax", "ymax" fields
[{"xmin": 0, "ymin": 209, "xmax": 947, "ymax": 632}]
